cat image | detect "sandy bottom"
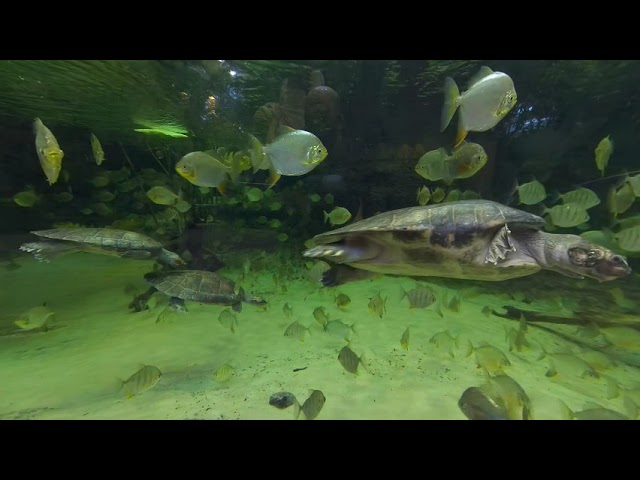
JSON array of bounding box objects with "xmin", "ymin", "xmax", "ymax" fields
[{"xmin": 0, "ymin": 253, "xmax": 638, "ymax": 420}]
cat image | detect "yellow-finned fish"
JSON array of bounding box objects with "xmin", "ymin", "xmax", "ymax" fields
[
  {"xmin": 249, "ymin": 128, "xmax": 328, "ymax": 187},
  {"xmin": 415, "ymin": 142, "xmax": 487, "ymax": 184},
  {"xmin": 34, "ymin": 118, "xmax": 64, "ymax": 185},
  {"xmin": 594, "ymin": 135, "xmax": 613, "ymax": 176},
  {"xmin": 175, "ymin": 151, "xmax": 230, "ymax": 195},
  {"xmin": 91, "ymin": 133, "xmax": 105, "ymax": 165},
  {"xmin": 441, "ymin": 66, "xmax": 517, "ymax": 147}
]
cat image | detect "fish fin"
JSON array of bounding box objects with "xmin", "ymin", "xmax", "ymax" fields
[
  {"xmin": 248, "ymin": 134, "xmax": 266, "ymax": 173},
  {"xmin": 275, "ymin": 124, "xmax": 296, "ymax": 136},
  {"xmin": 557, "ymin": 399, "xmax": 574, "ymax": 420},
  {"xmin": 454, "ymin": 120, "xmax": 468, "ymax": 148},
  {"xmin": 216, "ymin": 180, "xmax": 229, "ymax": 196},
  {"xmin": 467, "ymin": 66, "xmax": 494, "ymax": 88},
  {"xmin": 113, "ymin": 377, "xmax": 125, "ymax": 394},
  {"xmin": 266, "ymin": 171, "xmax": 281, "ymax": 188},
  {"xmin": 440, "ymin": 76, "xmax": 460, "ymax": 132},
  {"xmin": 293, "ymin": 399, "xmax": 302, "ymax": 420},
  {"xmin": 353, "ymin": 199, "xmax": 363, "ymax": 222}
]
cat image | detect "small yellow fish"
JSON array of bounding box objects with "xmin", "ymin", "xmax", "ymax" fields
[
  {"xmin": 335, "ymin": 293, "xmax": 351, "ymax": 307},
  {"xmin": 517, "ymin": 180, "xmax": 546, "ymax": 205},
  {"xmin": 146, "ymin": 186, "xmax": 178, "ymax": 206},
  {"xmin": 323, "ymin": 207, "xmax": 351, "ymax": 226},
  {"xmin": 175, "ymin": 200, "xmax": 191, "ymax": 213},
  {"xmin": 482, "ymin": 374, "xmax": 532, "ymax": 420},
  {"xmin": 313, "ymin": 306, "xmax": 330, "ymax": 327},
  {"xmin": 469, "ymin": 344, "xmax": 511, "ymax": 375},
  {"xmin": 417, "ymin": 186, "xmax": 431, "ymax": 206},
  {"xmin": 594, "ymin": 135, "xmax": 613, "ymax": 176},
  {"xmin": 608, "ymin": 182, "xmax": 635, "ymax": 217},
  {"xmin": 218, "ymin": 309, "xmax": 238, "ymax": 333},
  {"xmin": 14, "ymin": 305, "xmax": 55, "ymax": 331},
  {"xmin": 614, "ymin": 225, "xmax": 640, "ymax": 252},
  {"xmin": 13, "ymin": 190, "xmax": 39, "ymax": 207},
  {"xmin": 558, "ymin": 187, "xmax": 600, "ymax": 210},
  {"xmin": 91, "ymin": 133, "xmax": 105, "ymax": 165},
  {"xmin": 34, "ymin": 118, "xmax": 64, "ymax": 185},
  {"xmin": 431, "ymin": 187, "xmax": 445, "ymax": 203},
  {"xmin": 368, "ymin": 293, "xmax": 386, "ymax": 318},
  {"xmin": 440, "ymin": 66, "xmax": 517, "ymax": 147},
  {"xmin": 429, "ymin": 330, "xmax": 458, "ymax": 358},
  {"xmin": 176, "ymin": 151, "xmax": 230, "ymax": 194},
  {"xmin": 284, "ymin": 321, "xmax": 309, "ymax": 342},
  {"xmin": 213, "ymin": 363, "xmax": 235, "ymax": 382},
  {"xmin": 400, "ymin": 327, "xmax": 410, "ymax": 351},
  {"xmin": 337, "ymin": 344, "xmax": 366, "ymax": 374},
  {"xmin": 294, "ymin": 389, "xmax": 326, "ymax": 420},
  {"xmin": 544, "ymin": 203, "xmax": 589, "ymax": 228},
  {"xmin": 415, "ymin": 142, "xmax": 487, "ymax": 184},
  {"xmin": 120, "ymin": 365, "xmax": 162, "ymax": 399}
]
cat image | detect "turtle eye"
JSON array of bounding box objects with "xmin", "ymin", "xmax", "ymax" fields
[{"xmin": 611, "ymin": 255, "xmax": 625, "ymax": 265}]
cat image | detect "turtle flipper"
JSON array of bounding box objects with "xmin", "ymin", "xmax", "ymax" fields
[
  {"xmin": 121, "ymin": 250, "xmax": 153, "ymax": 260},
  {"xmin": 129, "ymin": 287, "xmax": 156, "ymax": 312},
  {"xmin": 19, "ymin": 241, "xmax": 78, "ymax": 263},
  {"xmin": 485, "ymin": 224, "xmax": 515, "ymax": 265},
  {"xmin": 169, "ymin": 297, "xmax": 187, "ymax": 313},
  {"xmin": 303, "ymin": 243, "xmax": 379, "ymax": 264},
  {"xmin": 322, "ymin": 265, "xmax": 380, "ymax": 287}
]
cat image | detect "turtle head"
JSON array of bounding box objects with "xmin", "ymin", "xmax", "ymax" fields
[
  {"xmin": 546, "ymin": 234, "xmax": 631, "ymax": 282},
  {"xmin": 157, "ymin": 248, "xmax": 186, "ymax": 269}
]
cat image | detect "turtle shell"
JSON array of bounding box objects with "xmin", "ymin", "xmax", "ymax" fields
[
  {"xmin": 144, "ymin": 270, "xmax": 240, "ymax": 304},
  {"xmin": 32, "ymin": 228, "xmax": 163, "ymax": 251},
  {"xmin": 310, "ymin": 200, "xmax": 545, "ymax": 249}
]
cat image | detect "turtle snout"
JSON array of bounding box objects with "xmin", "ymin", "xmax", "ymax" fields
[{"xmin": 597, "ymin": 254, "xmax": 632, "ymax": 278}]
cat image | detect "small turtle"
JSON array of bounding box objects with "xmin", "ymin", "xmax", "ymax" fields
[
  {"xmin": 131, "ymin": 270, "xmax": 266, "ymax": 313},
  {"xmin": 20, "ymin": 228, "xmax": 184, "ymax": 268},
  {"xmin": 303, "ymin": 200, "xmax": 631, "ymax": 286}
]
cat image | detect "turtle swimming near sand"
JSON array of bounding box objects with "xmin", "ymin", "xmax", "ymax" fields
[
  {"xmin": 130, "ymin": 270, "xmax": 267, "ymax": 313},
  {"xmin": 303, "ymin": 200, "xmax": 631, "ymax": 286},
  {"xmin": 19, "ymin": 228, "xmax": 184, "ymax": 268}
]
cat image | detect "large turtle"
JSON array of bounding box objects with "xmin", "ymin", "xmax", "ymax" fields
[
  {"xmin": 303, "ymin": 200, "xmax": 631, "ymax": 286},
  {"xmin": 130, "ymin": 270, "xmax": 267, "ymax": 313},
  {"xmin": 19, "ymin": 228, "xmax": 184, "ymax": 268}
]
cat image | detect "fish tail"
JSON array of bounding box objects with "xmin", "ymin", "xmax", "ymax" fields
[
  {"xmin": 323, "ymin": 210, "xmax": 330, "ymax": 224},
  {"xmin": 293, "ymin": 399, "xmax": 302, "ymax": 420},
  {"xmin": 248, "ymin": 134, "xmax": 265, "ymax": 173},
  {"xmin": 454, "ymin": 119, "xmax": 468, "ymax": 148},
  {"xmin": 266, "ymin": 169, "xmax": 281, "ymax": 189},
  {"xmin": 440, "ymin": 77, "xmax": 460, "ymax": 132},
  {"xmin": 557, "ymin": 399, "xmax": 574, "ymax": 420},
  {"xmin": 216, "ymin": 180, "xmax": 229, "ymax": 196}
]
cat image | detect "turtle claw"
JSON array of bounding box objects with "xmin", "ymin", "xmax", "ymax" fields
[
  {"xmin": 128, "ymin": 287, "xmax": 156, "ymax": 313},
  {"xmin": 129, "ymin": 296, "xmax": 149, "ymax": 312},
  {"xmin": 485, "ymin": 224, "xmax": 515, "ymax": 265},
  {"xmin": 169, "ymin": 297, "xmax": 187, "ymax": 314}
]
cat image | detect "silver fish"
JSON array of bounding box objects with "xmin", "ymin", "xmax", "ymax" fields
[{"xmin": 441, "ymin": 66, "xmax": 517, "ymax": 147}]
